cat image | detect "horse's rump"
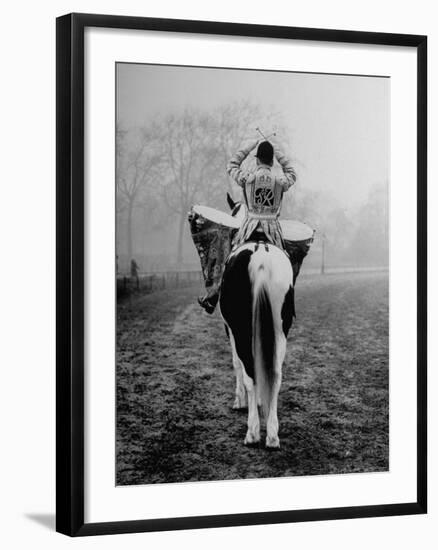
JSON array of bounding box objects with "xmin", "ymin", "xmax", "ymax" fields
[{"xmin": 220, "ymin": 243, "xmax": 293, "ymax": 384}]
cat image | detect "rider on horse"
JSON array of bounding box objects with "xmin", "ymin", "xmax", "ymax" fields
[
  {"xmin": 228, "ymin": 138, "xmax": 296, "ymax": 249},
  {"xmin": 196, "ymin": 137, "xmax": 297, "ymax": 314}
]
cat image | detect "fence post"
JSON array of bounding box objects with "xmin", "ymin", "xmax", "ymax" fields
[{"xmin": 321, "ymin": 233, "xmax": 326, "ymax": 275}]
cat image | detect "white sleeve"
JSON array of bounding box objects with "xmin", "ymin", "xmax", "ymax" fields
[
  {"xmin": 227, "ymin": 140, "xmax": 258, "ymax": 187},
  {"xmin": 274, "ymin": 148, "xmax": 297, "ymax": 191}
]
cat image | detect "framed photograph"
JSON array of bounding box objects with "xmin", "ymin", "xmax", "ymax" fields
[{"xmin": 56, "ymin": 13, "xmax": 427, "ymax": 536}]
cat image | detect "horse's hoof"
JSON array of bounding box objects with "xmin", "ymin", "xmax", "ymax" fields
[
  {"xmin": 244, "ymin": 432, "xmax": 260, "ymax": 446},
  {"xmin": 265, "ymin": 436, "xmax": 280, "ymax": 450},
  {"xmin": 244, "ymin": 440, "xmax": 260, "ymax": 448},
  {"xmin": 232, "ymin": 405, "xmax": 248, "ymax": 412},
  {"xmin": 232, "ymin": 396, "xmax": 248, "ymax": 410}
]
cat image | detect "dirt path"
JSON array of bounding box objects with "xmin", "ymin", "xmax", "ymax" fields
[{"xmin": 116, "ymin": 272, "xmax": 388, "ymax": 485}]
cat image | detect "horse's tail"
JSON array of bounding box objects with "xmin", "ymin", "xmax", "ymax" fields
[{"xmin": 252, "ymin": 267, "xmax": 275, "ymax": 420}]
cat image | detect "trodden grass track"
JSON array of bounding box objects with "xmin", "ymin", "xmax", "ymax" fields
[{"xmin": 116, "ymin": 271, "xmax": 388, "ymax": 485}]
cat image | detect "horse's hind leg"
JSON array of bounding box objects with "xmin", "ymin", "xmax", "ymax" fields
[
  {"xmin": 266, "ymin": 336, "xmax": 286, "ymax": 449},
  {"xmin": 266, "ymin": 371, "xmax": 281, "ymax": 448},
  {"xmin": 233, "ymin": 362, "xmax": 247, "ymax": 410},
  {"xmin": 230, "ymin": 334, "xmax": 247, "ymax": 410},
  {"xmin": 243, "ymin": 372, "xmax": 260, "ymax": 445}
]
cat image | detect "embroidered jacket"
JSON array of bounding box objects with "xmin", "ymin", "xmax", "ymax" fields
[{"xmin": 227, "ymin": 140, "xmax": 297, "ymax": 248}]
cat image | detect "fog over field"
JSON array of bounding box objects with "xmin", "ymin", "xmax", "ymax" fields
[{"xmin": 116, "ymin": 63, "xmax": 389, "ymax": 274}]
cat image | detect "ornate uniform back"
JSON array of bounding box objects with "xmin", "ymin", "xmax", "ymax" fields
[{"xmin": 246, "ymin": 167, "xmax": 283, "ymax": 218}]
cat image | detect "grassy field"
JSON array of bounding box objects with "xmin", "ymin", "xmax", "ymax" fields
[{"xmin": 116, "ymin": 271, "xmax": 389, "ymax": 485}]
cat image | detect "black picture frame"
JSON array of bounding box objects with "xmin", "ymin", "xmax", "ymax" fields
[{"xmin": 56, "ymin": 12, "xmax": 427, "ymax": 537}]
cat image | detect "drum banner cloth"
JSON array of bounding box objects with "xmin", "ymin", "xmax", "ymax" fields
[{"xmin": 188, "ymin": 208, "xmax": 236, "ymax": 303}]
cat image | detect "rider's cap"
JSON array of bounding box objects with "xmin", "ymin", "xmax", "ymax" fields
[{"xmin": 255, "ymin": 141, "xmax": 274, "ymax": 165}]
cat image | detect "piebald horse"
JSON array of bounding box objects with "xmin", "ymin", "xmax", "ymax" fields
[{"xmin": 220, "ymin": 195, "xmax": 294, "ymax": 448}]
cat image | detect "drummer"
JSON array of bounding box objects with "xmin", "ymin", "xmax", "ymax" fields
[
  {"xmin": 228, "ymin": 138, "xmax": 296, "ymax": 249},
  {"xmin": 197, "ymin": 138, "xmax": 297, "ymax": 314}
]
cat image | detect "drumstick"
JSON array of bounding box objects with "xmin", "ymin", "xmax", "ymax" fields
[
  {"xmin": 255, "ymin": 127, "xmax": 277, "ymax": 141},
  {"xmin": 255, "ymin": 127, "xmax": 267, "ymax": 140}
]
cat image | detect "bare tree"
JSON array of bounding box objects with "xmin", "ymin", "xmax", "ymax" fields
[
  {"xmin": 156, "ymin": 109, "xmax": 222, "ymax": 265},
  {"xmin": 347, "ymin": 182, "xmax": 389, "ymax": 266},
  {"xmin": 116, "ymin": 102, "xmax": 300, "ymax": 269},
  {"xmin": 116, "ymin": 127, "xmax": 161, "ymax": 269}
]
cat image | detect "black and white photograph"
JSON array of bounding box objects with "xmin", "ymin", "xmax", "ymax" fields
[
  {"xmin": 115, "ymin": 62, "xmax": 389, "ymax": 485},
  {"xmin": 0, "ymin": 0, "xmax": 432, "ymax": 546}
]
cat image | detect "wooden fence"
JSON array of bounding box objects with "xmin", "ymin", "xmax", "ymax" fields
[
  {"xmin": 117, "ymin": 266, "xmax": 388, "ymax": 299},
  {"xmin": 117, "ymin": 270, "xmax": 203, "ymax": 298}
]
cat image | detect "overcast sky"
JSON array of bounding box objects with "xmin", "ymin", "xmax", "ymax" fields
[{"xmin": 117, "ymin": 63, "xmax": 389, "ymax": 209}]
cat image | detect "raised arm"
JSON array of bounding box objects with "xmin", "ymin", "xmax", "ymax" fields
[
  {"xmin": 226, "ymin": 139, "xmax": 259, "ymax": 187},
  {"xmin": 274, "ymin": 147, "xmax": 297, "ymax": 191}
]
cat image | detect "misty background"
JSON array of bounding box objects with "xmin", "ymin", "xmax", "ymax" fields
[{"xmin": 116, "ymin": 63, "xmax": 389, "ymax": 274}]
